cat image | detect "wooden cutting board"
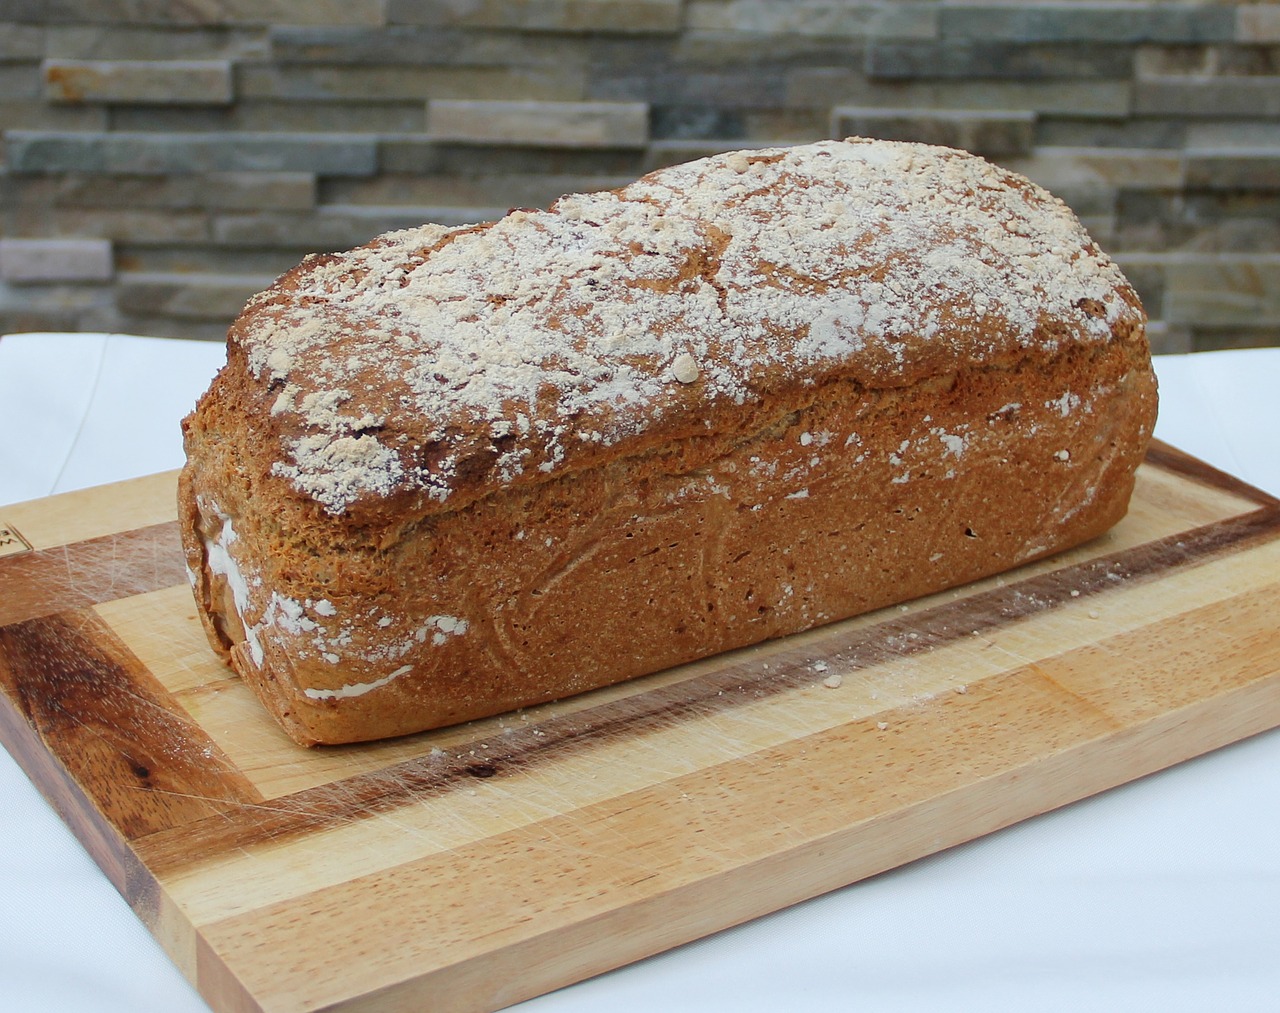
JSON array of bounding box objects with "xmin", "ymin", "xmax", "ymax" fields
[{"xmin": 2, "ymin": 441, "xmax": 1279, "ymax": 1013}]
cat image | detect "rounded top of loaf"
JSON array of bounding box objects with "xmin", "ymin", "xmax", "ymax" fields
[{"xmin": 214, "ymin": 136, "xmax": 1145, "ymax": 518}]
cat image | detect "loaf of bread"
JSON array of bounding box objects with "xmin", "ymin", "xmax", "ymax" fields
[{"xmin": 180, "ymin": 137, "xmax": 1157, "ymax": 746}]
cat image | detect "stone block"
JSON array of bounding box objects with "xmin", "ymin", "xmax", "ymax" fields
[
  {"xmin": 643, "ymin": 138, "xmax": 765, "ymax": 172},
  {"xmin": 1135, "ymin": 76, "xmax": 1280, "ymax": 117},
  {"xmin": 115, "ymin": 271, "xmax": 275, "ymax": 320},
  {"xmin": 0, "ymin": 64, "xmax": 41, "ymax": 100},
  {"xmin": 1142, "ymin": 320, "xmax": 1193, "ymax": 355},
  {"xmin": 1132, "ymin": 45, "xmax": 1214, "ymax": 79},
  {"xmin": 108, "ymin": 100, "xmax": 427, "ymax": 135},
  {"xmin": 42, "ymin": 0, "xmax": 385, "ymax": 27},
  {"xmin": 204, "ymin": 173, "xmax": 318, "ymax": 211},
  {"xmin": 211, "ymin": 205, "xmax": 504, "ymax": 248},
  {"xmin": 237, "ymin": 62, "xmax": 585, "ymax": 103},
  {"xmin": 235, "ymin": 63, "xmax": 441, "ymax": 101},
  {"xmin": 386, "ymin": 0, "xmax": 683, "ymax": 34},
  {"xmin": 1035, "ymin": 116, "xmax": 1186, "ymax": 150},
  {"xmin": 788, "ymin": 71, "xmax": 1130, "ymax": 118},
  {"xmin": 43, "ymin": 59, "xmax": 234, "ymax": 105},
  {"xmin": 86, "ymin": 308, "xmax": 233, "ymax": 342},
  {"xmin": 662, "ymin": 31, "xmax": 856, "ymax": 70},
  {"xmin": 999, "ymin": 147, "xmax": 1183, "ymax": 190},
  {"xmin": 1047, "ymin": 184, "xmax": 1118, "ymax": 219},
  {"xmin": 428, "ymin": 100, "xmax": 649, "ymax": 148},
  {"xmin": 0, "ymin": 22, "xmax": 43, "ymax": 59},
  {"xmin": 1185, "ymin": 150, "xmax": 1280, "ymax": 191},
  {"xmin": 1112, "ymin": 188, "xmax": 1280, "ymax": 255},
  {"xmin": 650, "ymin": 105, "xmax": 746, "ymax": 141},
  {"xmin": 4, "ymin": 132, "xmax": 108, "ymax": 172},
  {"xmin": 685, "ymin": 1, "xmax": 937, "ymax": 39},
  {"xmin": 5, "ymin": 131, "xmax": 379, "ymax": 177},
  {"xmin": 867, "ymin": 41, "xmax": 1131, "ymax": 81},
  {"xmin": 590, "ymin": 68, "xmax": 789, "ymax": 108},
  {"xmin": 102, "ymin": 106, "xmax": 233, "ymax": 132},
  {"xmin": 379, "ymin": 137, "xmax": 648, "ymax": 175},
  {"xmin": 0, "ymin": 281, "xmax": 115, "ymax": 337},
  {"xmin": 939, "ymin": 5, "xmax": 1235, "ymax": 44},
  {"xmin": 267, "ymin": 25, "xmax": 584, "ymax": 68},
  {"xmin": 1163, "ymin": 254, "xmax": 1280, "ymax": 325},
  {"xmin": 8, "ymin": 205, "xmax": 210, "ymax": 244},
  {"xmin": 1114, "ymin": 188, "xmax": 1186, "ymax": 227},
  {"xmin": 1114, "ymin": 217, "xmax": 1280, "ymax": 257},
  {"xmin": 44, "ymin": 24, "xmax": 269, "ymax": 61},
  {"xmin": 1191, "ymin": 325, "xmax": 1280, "ymax": 352},
  {"xmin": 831, "ymin": 107, "xmax": 1036, "ymax": 157},
  {"xmin": 113, "ymin": 244, "xmax": 308, "ymax": 277},
  {"xmin": 1108, "ymin": 253, "xmax": 1168, "ymax": 323},
  {"xmin": 424, "ymin": 66, "xmax": 587, "ymax": 102},
  {"xmin": 1238, "ymin": 5, "xmax": 1280, "ymax": 44},
  {"xmin": 0, "ymin": 238, "xmax": 113, "ymax": 284},
  {"xmin": 1185, "ymin": 191, "xmax": 1280, "ymax": 230},
  {"xmin": 44, "ymin": 172, "xmax": 316, "ymax": 211},
  {"xmin": 1186, "ymin": 121, "xmax": 1280, "ymax": 149},
  {"xmin": 0, "ymin": 99, "xmax": 109, "ymax": 131},
  {"xmin": 320, "ymin": 172, "xmax": 634, "ymax": 210},
  {"xmin": 1134, "ymin": 43, "xmax": 1280, "ymax": 79},
  {"xmin": 0, "ymin": 1, "xmax": 45, "ymax": 21},
  {"xmin": 0, "ymin": 171, "xmax": 43, "ymax": 210},
  {"xmin": 740, "ymin": 108, "xmax": 830, "ymax": 143}
]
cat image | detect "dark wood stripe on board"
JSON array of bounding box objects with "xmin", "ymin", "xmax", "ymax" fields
[
  {"xmin": 1145, "ymin": 439, "xmax": 1280, "ymax": 508},
  {"xmin": 0, "ymin": 521, "xmax": 186, "ymax": 629},
  {"xmin": 0, "ymin": 609, "xmax": 262, "ymax": 844},
  {"xmin": 135, "ymin": 498, "xmax": 1280, "ymax": 878}
]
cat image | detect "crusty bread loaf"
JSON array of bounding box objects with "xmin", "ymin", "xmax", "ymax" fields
[{"xmin": 179, "ymin": 137, "xmax": 1157, "ymax": 746}]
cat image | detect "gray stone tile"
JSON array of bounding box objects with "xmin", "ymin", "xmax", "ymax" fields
[
  {"xmin": 43, "ymin": 0, "xmax": 385, "ymax": 26},
  {"xmin": 386, "ymin": 0, "xmax": 683, "ymax": 34},
  {"xmin": 1186, "ymin": 150, "xmax": 1280, "ymax": 190},
  {"xmin": 685, "ymin": 0, "xmax": 937, "ymax": 39},
  {"xmin": 940, "ymin": 5, "xmax": 1236, "ymax": 44},
  {"xmin": 1134, "ymin": 76, "xmax": 1280, "ymax": 117},
  {"xmin": 0, "ymin": 237, "xmax": 113, "ymax": 283},
  {"xmin": 43, "ymin": 59, "xmax": 234, "ymax": 105},
  {"xmin": 5, "ymin": 131, "xmax": 379, "ymax": 177},
  {"xmin": 832, "ymin": 107, "xmax": 1036, "ymax": 156},
  {"xmin": 115, "ymin": 271, "xmax": 276, "ymax": 320},
  {"xmin": 428, "ymin": 100, "xmax": 648, "ymax": 148},
  {"xmin": 0, "ymin": 22, "xmax": 44, "ymax": 59},
  {"xmin": 867, "ymin": 42, "xmax": 1132, "ymax": 81},
  {"xmin": 44, "ymin": 24, "xmax": 269, "ymax": 61},
  {"xmin": 1163, "ymin": 253, "xmax": 1280, "ymax": 324}
]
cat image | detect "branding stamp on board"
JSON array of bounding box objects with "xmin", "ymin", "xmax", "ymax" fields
[{"xmin": 0, "ymin": 520, "xmax": 32, "ymax": 558}]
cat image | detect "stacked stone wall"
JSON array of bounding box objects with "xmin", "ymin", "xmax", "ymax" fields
[{"xmin": 2, "ymin": 1, "xmax": 1278, "ymax": 351}]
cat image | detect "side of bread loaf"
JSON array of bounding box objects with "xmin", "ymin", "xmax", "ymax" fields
[{"xmin": 180, "ymin": 137, "xmax": 1157, "ymax": 745}]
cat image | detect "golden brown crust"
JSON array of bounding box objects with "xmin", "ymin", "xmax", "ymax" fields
[{"xmin": 180, "ymin": 138, "xmax": 1157, "ymax": 745}]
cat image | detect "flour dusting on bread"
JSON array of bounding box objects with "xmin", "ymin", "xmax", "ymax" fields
[{"xmin": 236, "ymin": 138, "xmax": 1135, "ymax": 515}]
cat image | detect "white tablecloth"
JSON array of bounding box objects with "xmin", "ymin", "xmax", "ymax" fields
[{"xmin": 1, "ymin": 332, "xmax": 1277, "ymax": 1013}]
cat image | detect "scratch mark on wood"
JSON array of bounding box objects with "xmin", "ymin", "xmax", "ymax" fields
[{"xmin": 0, "ymin": 521, "xmax": 186, "ymax": 628}]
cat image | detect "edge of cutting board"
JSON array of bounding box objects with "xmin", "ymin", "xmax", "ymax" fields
[{"xmin": 2, "ymin": 440, "xmax": 1279, "ymax": 1013}]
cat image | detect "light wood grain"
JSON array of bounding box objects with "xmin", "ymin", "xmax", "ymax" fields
[
  {"xmin": 1, "ymin": 443, "xmax": 1278, "ymax": 1013},
  {"xmin": 0, "ymin": 469, "xmax": 179, "ymax": 549}
]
